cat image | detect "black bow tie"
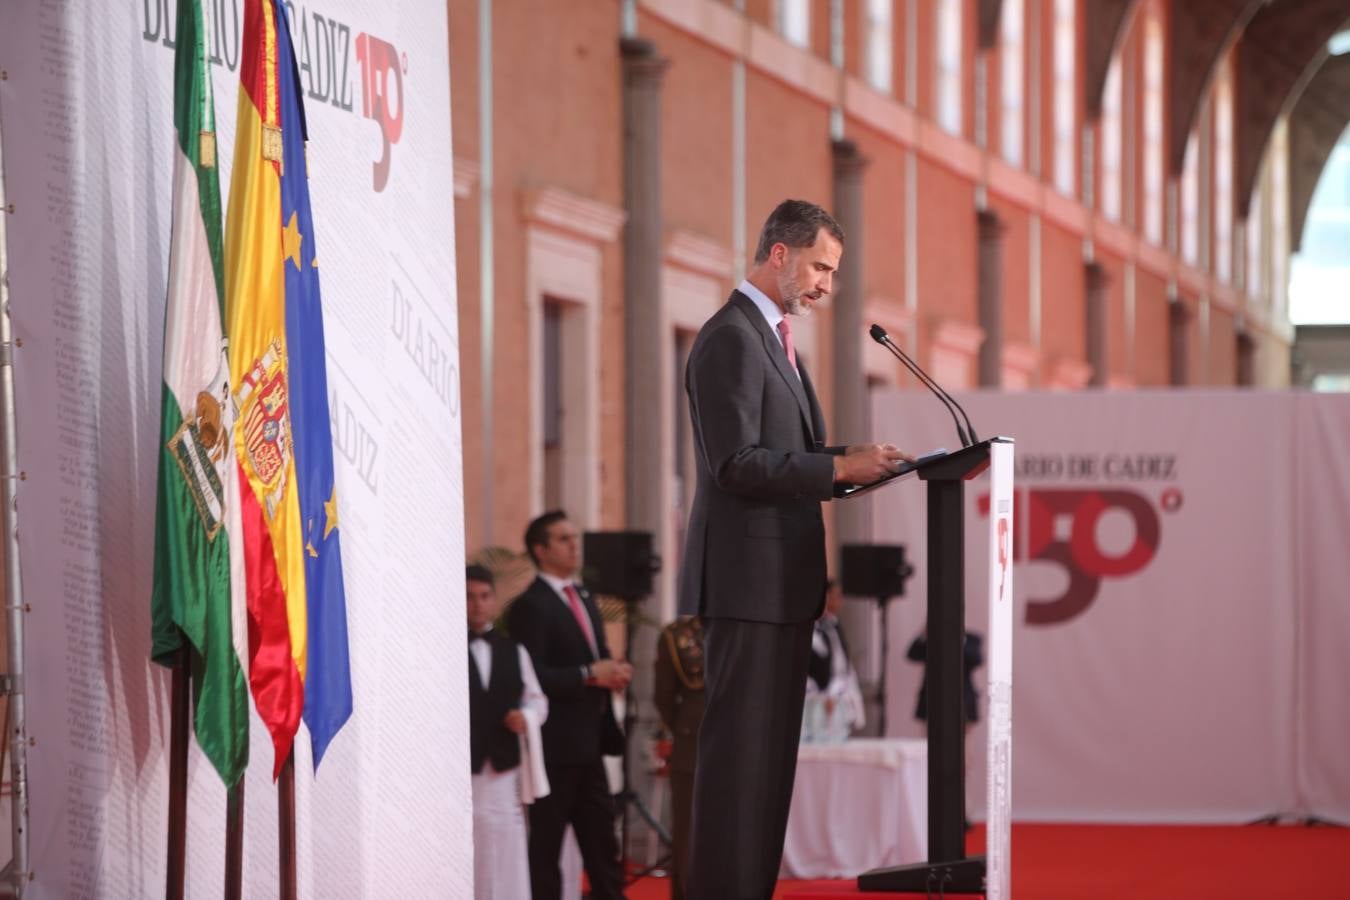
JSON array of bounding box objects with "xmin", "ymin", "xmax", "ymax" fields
[{"xmin": 469, "ymin": 630, "xmax": 488, "ymax": 643}]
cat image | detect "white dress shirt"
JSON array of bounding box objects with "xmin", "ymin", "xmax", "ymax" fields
[
  {"xmin": 739, "ymin": 279, "xmax": 801, "ymax": 380},
  {"xmin": 468, "ymin": 625, "xmax": 549, "ymax": 728},
  {"xmin": 807, "ymin": 615, "xmax": 867, "ymax": 734},
  {"xmin": 470, "ymin": 626, "xmax": 549, "ymax": 899},
  {"xmin": 812, "ymin": 616, "xmax": 851, "ymax": 687}
]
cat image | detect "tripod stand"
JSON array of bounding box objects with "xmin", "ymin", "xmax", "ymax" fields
[
  {"xmin": 840, "ymin": 543, "xmax": 914, "ymax": 738},
  {"xmin": 613, "ymin": 592, "xmax": 672, "ymax": 885},
  {"xmin": 580, "ymin": 530, "xmax": 670, "ymax": 884},
  {"xmin": 870, "ymin": 591, "xmax": 898, "ymax": 738}
]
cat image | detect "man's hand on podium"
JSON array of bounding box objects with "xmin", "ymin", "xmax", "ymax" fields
[{"xmin": 833, "ymin": 443, "xmax": 915, "ymax": 485}]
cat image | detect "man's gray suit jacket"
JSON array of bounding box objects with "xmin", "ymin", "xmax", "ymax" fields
[{"xmin": 678, "ymin": 291, "xmax": 845, "ymax": 625}]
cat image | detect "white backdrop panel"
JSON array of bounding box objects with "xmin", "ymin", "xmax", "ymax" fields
[
  {"xmin": 0, "ymin": 1, "xmax": 469, "ymax": 896},
  {"xmin": 870, "ymin": 391, "xmax": 1300, "ymax": 822},
  {"xmin": 1293, "ymin": 393, "xmax": 1350, "ymax": 823}
]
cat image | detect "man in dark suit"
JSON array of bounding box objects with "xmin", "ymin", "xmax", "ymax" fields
[
  {"xmin": 507, "ymin": 509, "xmax": 634, "ymax": 900},
  {"xmin": 679, "ymin": 199, "xmax": 910, "ymax": 899},
  {"xmin": 652, "ymin": 615, "xmax": 705, "ymax": 900}
]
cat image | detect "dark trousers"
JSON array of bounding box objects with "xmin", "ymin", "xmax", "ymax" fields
[
  {"xmin": 527, "ymin": 760, "xmax": 625, "ymax": 900},
  {"xmin": 669, "ymin": 768, "xmax": 694, "ymax": 900},
  {"xmin": 686, "ymin": 618, "xmax": 813, "ymax": 900}
]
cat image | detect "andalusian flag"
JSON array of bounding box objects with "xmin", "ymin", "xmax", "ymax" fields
[
  {"xmin": 150, "ymin": 0, "xmax": 249, "ymax": 788},
  {"xmin": 225, "ymin": 0, "xmax": 308, "ymax": 777},
  {"xmin": 275, "ymin": 1, "xmax": 353, "ymax": 770}
]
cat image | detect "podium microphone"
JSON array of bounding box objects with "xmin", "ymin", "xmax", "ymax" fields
[{"xmin": 869, "ymin": 324, "xmax": 978, "ymax": 448}]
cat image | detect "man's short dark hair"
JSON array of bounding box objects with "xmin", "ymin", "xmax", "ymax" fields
[
  {"xmin": 466, "ymin": 564, "xmax": 495, "ymax": 589},
  {"xmin": 753, "ymin": 199, "xmax": 845, "ymax": 264},
  {"xmin": 524, "ymin": 509, "xmax": 569, "ymax": 566}
]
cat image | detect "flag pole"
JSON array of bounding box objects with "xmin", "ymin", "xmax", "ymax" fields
[
  {"xmin": 279, "ymin": 751, "xmax": 297, "ymax": 900},
  {"xmin": 225, "ymin": 776, "xmax": 245, "ymax": 900},
  {"xmin": 166, "ymin": 646, "xmax": 190, "ymax": 900}
]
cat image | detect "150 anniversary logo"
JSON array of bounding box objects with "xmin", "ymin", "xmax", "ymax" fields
[
  {"xmin": 142, "ymin": 0, "xmax": 406, "ymax": 191},
  {"xmin": 979, "ymin": 453, "xmax": 1184, "ymax": 626}
]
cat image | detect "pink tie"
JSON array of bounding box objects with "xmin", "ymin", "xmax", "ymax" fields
[
  {"xmin": 563, "ymin": 584, "xmax": 598, "ymax": 657},
  {"xmin": 777, "ymin": 318, "xmax": 797, "ymax": 370}
]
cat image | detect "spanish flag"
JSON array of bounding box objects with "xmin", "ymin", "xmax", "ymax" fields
[{"xmin": 224, "ymin": 0, "xmax": 307, "ymax": 777}]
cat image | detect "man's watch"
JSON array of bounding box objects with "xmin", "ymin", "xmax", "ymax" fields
[{"xmin": 582, "ymin": 663, "xmax": 592, "ymax": 683}]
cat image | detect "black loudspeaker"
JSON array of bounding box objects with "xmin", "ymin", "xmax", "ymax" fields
[
  {"xmin": 582, "ymin": 531, "xmax": 662, "ymax": 598},
  {"xmin": 841, "ymin": 544, "xmax": 914, "ymax": 598}
]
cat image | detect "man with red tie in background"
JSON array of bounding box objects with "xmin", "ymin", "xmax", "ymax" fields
[{"xmin": 508, "ymin": 510, "xmax": 634, "ymax": 900}]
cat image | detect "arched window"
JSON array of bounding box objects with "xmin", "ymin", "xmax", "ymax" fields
[
  {"xmin": 936, "ymin": 0, "xmax": 963, "ymax": 134},
  {"xmin": 1143, "ymin": 7, "xmax": 1165, "ymax": 245},
  {"xmin": 1052, "ymin": 0, "xmax": 1076, "ymax": 195},
  {"xmin": 865, "ymin": 0, "xmax": 894, "ymax": 94},
  {"xmin": 1001, "ymin": 0, "xmax": 1025, "ymax": 166},
  {"xmin": 1214, "ymin": 60, "xmax": 1235, "ymax": 282},
  {"xmin": 1100, "ymin": 56, "xmax": 1123, "ymax": 220},
  {"xmin": 777, "ymin": 0, "xmax": 810, "ymax": 49}
]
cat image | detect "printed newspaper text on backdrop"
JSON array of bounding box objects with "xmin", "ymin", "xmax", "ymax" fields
[{"xmin": 0, "ymin": 1, "xmax": 469, "ymax": 895}]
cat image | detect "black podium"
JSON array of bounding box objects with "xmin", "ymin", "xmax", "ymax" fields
[{"xmin": 843, "ymin": 438, "xmax": 1007, "ymax": 894}]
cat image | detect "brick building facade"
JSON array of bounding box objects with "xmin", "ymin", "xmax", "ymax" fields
[{"xmin": 449, "ymin": 0, "xmax": 1323, "ymax": 618}]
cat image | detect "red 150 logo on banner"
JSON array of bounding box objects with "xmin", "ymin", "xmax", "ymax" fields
[
  {"xmin": 356, "ymin": 32, "xmax": 406, "ymax": 192},
  {"xmin": 979, "ymin": 488, "xmax": 1181, "ymax": 625}
]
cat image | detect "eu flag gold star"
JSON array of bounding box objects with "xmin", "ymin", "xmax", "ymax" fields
[
  {"xmin": 282, "ymin": 211, "xmax": 304, "ymax": 271},
  {"xmin": 323, "ymin": 485, "xmax": 339, "ymax": 539}
]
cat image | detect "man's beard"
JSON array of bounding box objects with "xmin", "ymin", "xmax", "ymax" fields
[{"xmin": 778, "ymin": 270, "xmax": 818, "ymax": 316}]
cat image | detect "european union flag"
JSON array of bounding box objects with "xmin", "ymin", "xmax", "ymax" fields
[{"xmin": 276, "ymin": 0, "xmax": 352, "ymax": 770}]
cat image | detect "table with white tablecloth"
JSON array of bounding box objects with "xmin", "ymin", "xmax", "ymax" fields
[{"xmin": 780, "ymin": 738, "xmax": 929, "ymax": 879}]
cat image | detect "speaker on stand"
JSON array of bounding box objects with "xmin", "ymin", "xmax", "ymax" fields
[
  {"xmin": 840, "ymin": 543, "xmax": 914, "ymax": 738},
  {"xmin": 580, "ymin": 531, "xmax": 669, "ymax": 883}
]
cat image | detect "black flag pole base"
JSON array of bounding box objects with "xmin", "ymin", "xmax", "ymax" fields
[{"xmin": 857, "ymin": 855, "xmax": 986, "ymax": 894}]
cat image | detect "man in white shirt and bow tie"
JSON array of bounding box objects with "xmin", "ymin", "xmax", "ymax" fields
[
  {"xmin": 467, "ymin": 564, "xmax": 549, "ymax": 900},
  {"xmin": 806, "ymin": 579, "xmax": 866, "ymax": 740},
  {"xmin": 507, "ymin": 510, "xmax": 633, "ymax": 900}
]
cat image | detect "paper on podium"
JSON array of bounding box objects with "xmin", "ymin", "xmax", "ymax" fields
[{"xmin": 833, "ymin": 448, "xmax": 949, "ymax": 499}]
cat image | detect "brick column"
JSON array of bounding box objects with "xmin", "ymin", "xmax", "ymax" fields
[
  {"xmin": 1236, "ymin": 328, "xmax": 1256, "ymax": 387},
  {"xmin": 977, "ymin": 209, "xmax": 1006, "ymax": 387},
  {"xmin": 832, "ymin": 138, "xmax": 870, "ymax": 547},
  {"xmin": 831, "ymin": 139, "xmax": 881, "ymax": 729},
  {"xmin": 621, "ymin": 38, "xmax": 668, "ymax": 534},
  {"xmin": 620, "ymin": 37, "xmax": 668, "ymax": 853},
  {"xmin": 1085, "ymin": 261, "xmax": 1109, "ymax": 388},
  {"xmin": 1168, "ymin": 297, "xmax": 1192, "ymax": 387}
]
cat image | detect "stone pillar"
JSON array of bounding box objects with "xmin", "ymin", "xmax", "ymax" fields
[
  {"xmin": 621, "ymin": 37, "xmax": 668, "ymax": 536},
  {"xmin": 832, "ymin": 138, "xmax": 869, "ymax": 549},
  {"xmin": 620, "ymin": 36, "xmax": 667, "ymax": 855},
  {"xmin": 830, "ymin": 139, "xmax": 879, "ymax": 729},
  {"xmin": 1085, "ymin": 261, "xmax": 1109, "ymax": 388},
  {"xmin": 1236, "ymin": 328, "xmax": 1256, "ymax": 387},
  {"xmin": 977, "ymin": 209, "xmax": 1006, "ymax": 387},
  {"xmin": 1168, "ymin": 297, "xmax": 1191, "ymax": 387}
]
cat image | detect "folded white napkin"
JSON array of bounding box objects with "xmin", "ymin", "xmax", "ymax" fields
[{"xmin": 518, "ymin": 706, "xmax": 550, "ymax": 804}]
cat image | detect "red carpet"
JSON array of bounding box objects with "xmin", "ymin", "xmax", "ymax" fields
[{"xmin": 626, "ymin": 823, "xmax": 1350, "ymax": 899}]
